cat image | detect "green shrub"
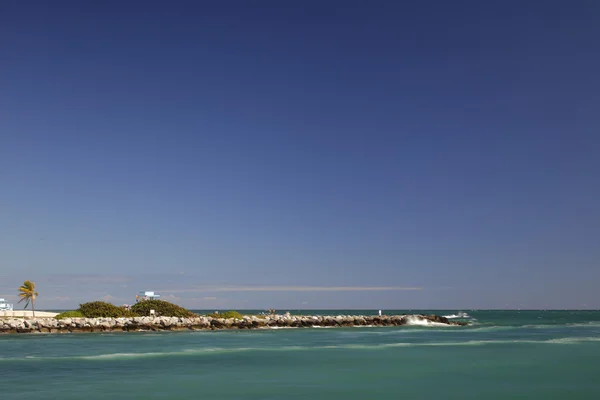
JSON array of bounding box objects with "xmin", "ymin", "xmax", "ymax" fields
[
  {"xmin": 207, "ymin": 310, "xmax": 244, "ymax": 319},
  {"xmin": 78, "ymin": 301, "xmax": 136, "ymax": 318},
  {"xmin": 55, "ymin": 310, "xmax": 85, "ymax": 319},
  {"xmin": 130, "ymin": 300, "xmax": 196, "ymax": 318}
]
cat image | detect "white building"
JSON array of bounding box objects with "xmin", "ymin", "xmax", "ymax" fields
[
  {"xmin": 0, "ymin": 298, "xmax": 13, "ymax": 311},
  {"xmin": 136, "ymin": 291, "xmax": 160, "ymax": 302}
]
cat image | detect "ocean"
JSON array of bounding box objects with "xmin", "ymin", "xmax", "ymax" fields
[{"xmin": 1, "ymin": 310, "xmax": 599, "ymax": 399}]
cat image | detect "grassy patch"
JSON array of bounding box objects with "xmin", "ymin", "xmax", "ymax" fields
[{"xmin": 206, "ymin": 310, "xmax": 244, "ymax": 319}]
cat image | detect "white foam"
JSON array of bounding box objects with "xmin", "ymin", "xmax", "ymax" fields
[
  {"xmin": 80, "ymin": 347, "xmax": 250, "ymax": 360},
  {"xmin": 261, "ymin": 326, "xmax": 295, "ymax": 330},
  {"xmin": 545, "ymin": 337, "xmax": 600, "ymax": 344},
  {"xmin": 443, "ymin": 312, "xmax": 471, "ymax": 319},
  {"xmin": 403, "ymin": 315, "xmax": 450, "ymax": 327},
  {"xmin": 81, "ymin": 352, "xmax": 158, "ymax": 360}
]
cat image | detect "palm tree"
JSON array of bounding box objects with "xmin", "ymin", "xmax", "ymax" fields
[{"xmin": 18, "ymin": 280, "xmax": 38, "ymax": 318}]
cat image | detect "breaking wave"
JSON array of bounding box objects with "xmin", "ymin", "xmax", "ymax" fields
[
  {"xmin": 443, "ymin": 312, "xmax": 471, "ymax": 319},
  {"xmin": 403, "ymin": 315, "xmax": 450, "ymax": 327}
]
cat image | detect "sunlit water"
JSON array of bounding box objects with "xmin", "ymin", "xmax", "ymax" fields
[{"xmin": 1, "ymin": 310, "xmax": 600, "ymax": 399}]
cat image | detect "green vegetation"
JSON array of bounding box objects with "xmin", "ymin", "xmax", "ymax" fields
[
  {"xmin": 207, "ymin": 310, "xmax": 244, "ymax": 319},
  {"xmin": 55, "ymin": 310, "xmax": 85, "ymax": 319},
  {"xmin": 51, "ymin": 300, "xmax": 197, "ymax": 319},
  {"xmin": 78, "ymin": 301, "xmax": 137, "ymax": 318},
  {"xmin": 130, "ymin": 300, "xmax": 196, "ymax": 318},
  {"xmin": 18, "ymin": 280, "xmax": 38, "ymax": 317}
]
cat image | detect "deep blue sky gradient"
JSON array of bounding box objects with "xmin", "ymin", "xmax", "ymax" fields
[{"xmin": 1, "ymin": 1, "xmax": 599, "ymax": 309}]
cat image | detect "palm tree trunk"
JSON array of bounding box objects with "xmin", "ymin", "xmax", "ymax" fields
[{"xmin": 32, "ymin": 298, "xmax": 35, "ymax": 318}]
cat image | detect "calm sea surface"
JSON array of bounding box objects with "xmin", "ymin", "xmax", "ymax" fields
[{"xmin": 1, "ymin": 310, "xmax": 600, "ymax": 399}]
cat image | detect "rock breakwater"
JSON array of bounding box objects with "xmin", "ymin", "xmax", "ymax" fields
[{"xmin": 0, "ymin": 314, "xmax": 467, "ymax": 334}]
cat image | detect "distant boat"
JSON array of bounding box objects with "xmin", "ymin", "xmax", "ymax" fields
[{"xmin": 0, "ymin": 298, "xmax": 13, "ymax": 311}]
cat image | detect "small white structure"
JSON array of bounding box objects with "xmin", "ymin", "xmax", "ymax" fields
[
  {"xmin": 136, "ymin": 291, "xmax": 161, "ymax": 302},
  {"xmin": 0, "ymin": 298, "xmax": 13, "ymax": 311}
]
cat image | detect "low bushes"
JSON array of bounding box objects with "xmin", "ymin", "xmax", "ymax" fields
[
  {"xmin": 55, "ymin": 310, "xmax": 85, "ymax": 319},
  {"xmin": 78, "ymin": 301, "xmax": 137, "ymax": 318},
  {"xmin": 53, "ymin": 300, "xmax": 197, "ymax": 319},
  {"xmin": 130, "ymin": 300, "xmax": 196, "ymax": 318}
]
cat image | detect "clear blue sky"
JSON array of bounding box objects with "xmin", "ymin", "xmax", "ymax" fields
[{"xmin": 1, "ymin": 1, "xmax": 599, "ymax": 310}]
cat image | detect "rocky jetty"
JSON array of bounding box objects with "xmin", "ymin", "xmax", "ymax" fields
[{"xmin": 0, "ymin": 314, "xmax": 467, "ymax": 334}]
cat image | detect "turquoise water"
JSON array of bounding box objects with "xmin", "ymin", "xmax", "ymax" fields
[{"xmin": 2, "ymin": 310, "xmax": 600, "ymax": 399}]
